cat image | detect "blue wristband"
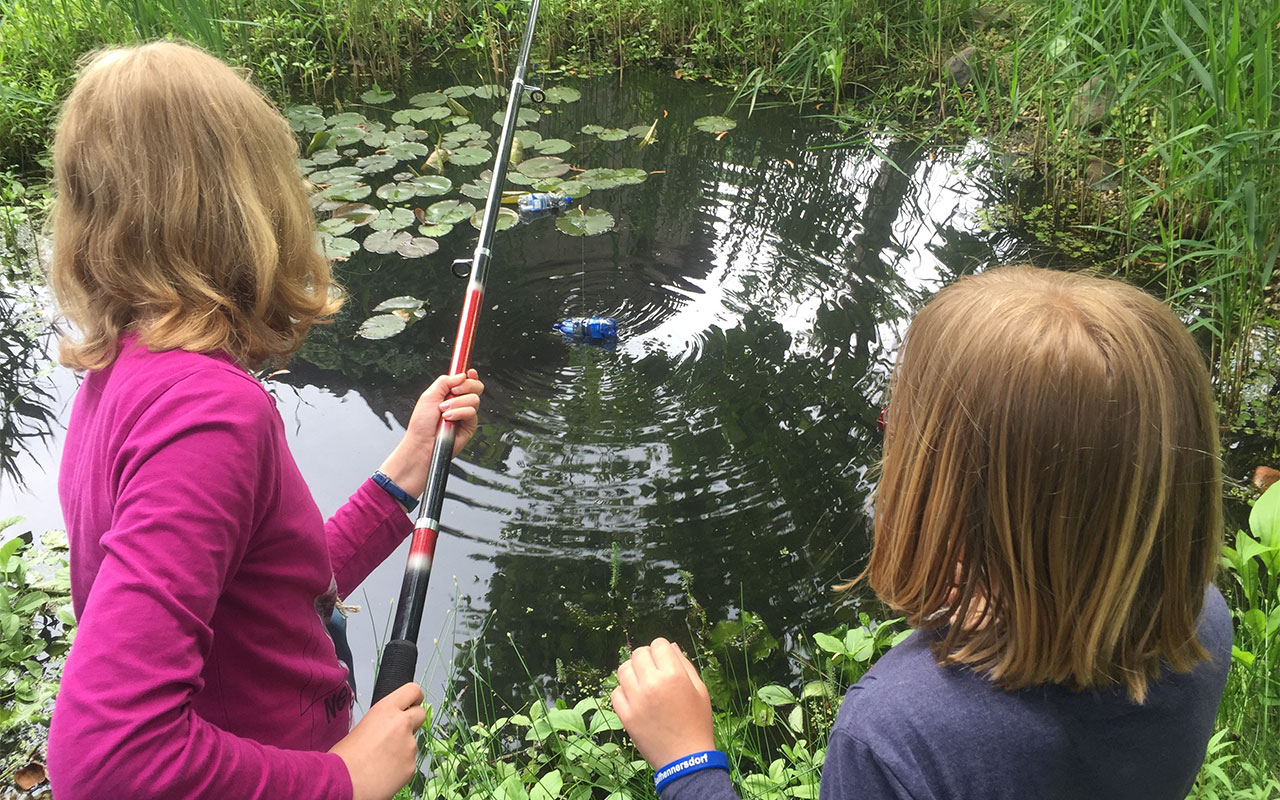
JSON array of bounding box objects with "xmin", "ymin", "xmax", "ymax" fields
[
  {"xmin": 654, "ymin": 750, "xmax": 729, "ymax": 793},
  {"xmin": 372, "ymin": 470, "xmax": 418, "ymax": 512}
]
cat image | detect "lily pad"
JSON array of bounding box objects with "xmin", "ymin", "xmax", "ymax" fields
[
  {"xmin": 368, "ymin": 207, "xmax": 417, "ymax": 231},
  {"xmin": 470, "ymin": 207, "xmax": 519, "ymax": 231},
  {"xmin": 580, "ymin": 124, "xmax": 605, "ymax": 135},
  {"xmin": 460, "ymin": 178, "xmax": 492, "ymax": 199},
  {"xmin": 356, "ymin": 313, "xmax": 407, "ymax": 340},
  {"xmin": 555, "ymin": 207, "xmax": 615, "ymax": 236},
  {"xmin": 474, "ymin": 84, "xmax": 507, "ymax": 99},
  {"xmin": 627, "ymin": 124, "xmax": 653, "ymax": 138},
  {"xmin": 543, "ymin": 86, "xmax": 582, "ymax": 104},
  {"xmin": 332, "ymin": 126, "xmax": 367, "ymax": 146},
  {"xmin": 492, "ymin": 108, "xmax": 542, "ymax": 127},
  {"xmin": 455, "ymin": 122, "xmax": 485, "ymax": 136},
  {"xmin": 327, "ymin": 111, "xmax": 366, "ymax": 127},
  {"xmin": 384, "ymin": 142, "xmax": 430, "ymax": 161},
  {"xmin": 309, "ymin": 166, "xmax": 360, "ymax": 184},
  {"xmin": 376, "ymin": 183, "xmax": 419, "ymax": 203},
  {"xmin": 402, "ymin": 127, "xmax": 431, "ymax": 142},
  {"xmin": 694, "ymin": 115, "xmax": 737, "ymax": 133},
  {"xmin": 319, "ymin": 234, "xmax": 359, "ymax": 259},
  {"xmin": 506, "ymin": 171, "xmax": 537, "ymax": 186},
  {"xmin": 614, "ymin": 167, "xmax": 648, "ymax": 185},
  {"xmin": 306, "ymin": 130, "xmax": 336, "ymax": 156},
  {"xmin": 396, "ymin": 236, "xmax": 439, "ymax": 258},
  {"xmin": 446, "ymin": 97, "xmax": 470, "ymax": 117},
  {"xmin": 322, "ymin": 182, "xmax": 372, "ymax": 202},
  {"xmin": 363, "ymin": 129, "xmax": 404, "ymax": 149},
  {"xmin": 356, "ymin": 154, "xmax": 399, "ymax": 174},
  {"xmin": 422, "ymin": 200, "xmax": 477, "ymax": 225},
  {"xmin": 317, "ymin": 217, "xmax": 357, "ymax": 236},
  {"xmin": 517, "ymin": 156, "xmax": 571, "ymax": 178},
  {"xmin": 417, "ymin": 222, "xmax": 454, "ymax": 237},
  {"xmin": 514, "ymin": 130, "xmax": 543, "ymax": 148},
  {"xmin": 391, "ymin": 108, "xmax": 429, "ymax": 125},
  {"xmin": 576, "ymin": 168, "xmax": 623, "ymax": 190},
  {"xmin": 410, "ymin": 92, "xmax": 448, "ymax": 107},
  {"xmin": 286, "ymin": 105, "xmax": 326, "ymax": 132},
  {"xmin": 363, "ymin": 229, "xmax": 413, "ymax": 254},
  {"xmin": 331, "ymin": 202, "xmax": 379, "ymax": 225},
  {"xmin": 374, "ymin": 296, "xmax": 427, "ymax": 312},
  {"xmin": 408, "ymin": 175, "xmax": 452, "ymax": 197},
  {"xmin": 449, "ymin": 146, "xmax": 492, "ymax": 166},
  {"xmin": 596, "ymin": 128, "xmax": 628, "ymax": 141},
  {"xmin": 535, "ymin": 138, "xmax": 572, "ymax": 154},
  {"xmin": 361, "ymin": 87, "xmax": 396, "ymax": 104},
  {"xmin": 531, "ymin": 177, "xmax": 563, "ymax": 192},
  {"xmin": 443, "ymin": 85, "xmax": 476, "ymax": 98},
  {"xmin": 554, "ymin": 180, "xmax": 592, "ymax": 199},
  {"xmin": 311, "ymin": 149, "xmax": 342, "ymax": 166}
]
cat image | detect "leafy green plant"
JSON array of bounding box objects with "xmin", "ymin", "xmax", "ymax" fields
[{"xmin": 0, "ymin": 521, "xmax": 75, "ymax": 785}]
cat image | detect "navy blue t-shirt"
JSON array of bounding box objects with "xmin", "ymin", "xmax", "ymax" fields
[{"xmin": 666, "ymin": 586, "xmax": 1231, "ymax": 800}]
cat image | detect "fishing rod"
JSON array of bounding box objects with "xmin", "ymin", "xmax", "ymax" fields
[{"xmin": 371, "ymin": 0, "xmax": 544, "ymax": 704}]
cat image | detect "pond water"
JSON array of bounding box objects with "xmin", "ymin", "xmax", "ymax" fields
[{"xmin": 1, "ymin": 70, "xmax": 1041, "ymax": 710}]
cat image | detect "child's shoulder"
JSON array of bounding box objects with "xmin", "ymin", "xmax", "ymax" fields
[{"xmin": 93, "ymin": 336, "xmax": 274, "ymax": 426}]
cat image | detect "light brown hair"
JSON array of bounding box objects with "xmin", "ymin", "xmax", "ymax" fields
[
  {"xmin": 868, "ymin": 266, "xmax": 1221, "ymax": 702},
  {"xmin": 50, "ymin": 41, "xmax": 340, "ymax": 370}
]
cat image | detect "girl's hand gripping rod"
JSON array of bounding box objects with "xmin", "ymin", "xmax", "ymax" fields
[{"xmin": 371, "ymin": 0, "xmax": 544, "ymax": 704}]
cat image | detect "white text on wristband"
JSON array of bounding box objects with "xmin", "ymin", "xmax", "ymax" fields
[{"xmin": 653, "ymin": 750, "xmax": 730, "ymax": 793}]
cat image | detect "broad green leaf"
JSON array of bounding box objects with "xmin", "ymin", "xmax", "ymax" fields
[
  {"xmin": 326, "ymin": 111, "xmax": 365, "ymax": 127},
  {"xmin": 474, "ymin": 84, "xmax": 506, "ymax": 99},
  {"xmin": 311, "ymin": 166, "xmax": 363, "ymax": 183},
  {"xmin": 555, "ymin": 207, "xmax": 614, "ymax": 236},
  {"xmin": 396, "ymin": 237, "xmax": 439, "ymax": 258},
  {"xmin": 306, "ymin": 130, "xmax": 336, "ymax": 156},
  {"xmin": 330, "ymin": 202, "xmax": 378, "ymax": 226},
  {"xmin": 546, "ymin": 708, "xmax": 587, "ymax": 734},
  {"xmin": 356, "ymin": 313, "xmax": 407, "ymax": 339},
  {"xmin": 409, "ymin": 175, "xmax": 453, "ymax": 197},
  {"xmin": 517, "ymin": 156, "xmax": 571, "ymax": 178},
  {"xmin": 385, "ymin": 142, "xmax": 430, "ymax": 161},
  {"xmin": 535, "ymin": 138, "xmax": 572, "ymax": 154},
  {"xmin": 443, "ymin": 85, "xmax": 476, "ymax": 98},
  {"xmin": 1249, "ymin": 481, "xmax": 1280, "ymax": 549},
  {"xmin": 410, "ymin": 92, "xmax": 448, "ymax": 107},
  {"xmin": 514, "ymin": 129, "xmax": 543, "ymax": 148},
  {"xmin": 492, "ymin": 108, "xmax": 541, "ymax": 126},
  {"xmin": 580, "ymin": 124, "xmax": 605, "ymax": 135},
  {"xmin": 587, "ymin": 708, "xmax": 623, "ymax": 734},
  {"xmin": 812, "ymin": 632, "xmax": 844, "ymax": 655},
  {"xmin": 310, "ymin": 149, "xmax": 342, "ymax": 165},
  {"xmin": 317, "ymin": 218, "xmax": 356, "ymax": 236},
  {"xmin": 530, "ymin": 770, "xmax": 563, "ymax": 800},
  {"xmin": 331, "ymin": 127, "xmax": 366, "ymax": 147},
  {"xmin": 423, "ymin": 200, "xmax": 476, "ymax": 225},
  {"xmin": 787, "ymin": 705, "xmax": 805, "ymax": 735},
  {"xmin": 757, "ymin": 684, "xmax": 798, "ymax": 706},
  {"xmin": 596, "ymin": 128, "xmax": 628, "ymax": 141},
  {"xmin": 322, "ymin": 183, "xmax": 372, "ymax": 202},
  {"xmin": 318, "ymin": 235, "xmax": 359, "ymax": 259},
  {"xmin": 554, "ymin": 180, "xmax": 591, "ymax": 199},
  {"xmin": 372, "ymin": 296, "xmax": 425, "ymax": 312},
  {"xmin": 470, "ymin": 207, "xmax": 519, "ymax": 231},
  {"xmin": 844, "ymin": 628, "xmax": 875, "ymax": 662},
  {"xmin": 376, "ymin": 183, "xmax": 419, "ymax": 203},
  {"xmin": 369, "ymin": 207, "xmax": 417, "ymax": 231},
  {"xmin": 460, "ymin": 178, "xmax": 492, "ymax": 199},
  {"xmin": 363, "ymin": 229, "xmax": 412, "ymax": 254},
  {"xmin": 417, "ymin": 222, "xmax": 454, "ymax": 237},
  {"xmin": 506, "ymin": 172, "xmax": 537, "ymax": 186},
  {"xmin": 361, "ymin": 87, "xmax": 395, "ymax": 104},
  {"xmin": 694, "ymin": 115, "xmax": 737, "ymax": 133},
  {"xmin": 450, "ymin": 146, "xmax": 492, "ymax": 166},
  {"xmin": 543, "ymin": 86, "xmax": 581, "ymax": 104},
  {"xmin": 356, "ymin": 154, "xmax": 398, "ymax": 174}
]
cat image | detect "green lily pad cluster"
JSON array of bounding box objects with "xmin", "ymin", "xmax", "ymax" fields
[
  {"xmin": 356, "ymin": 296, "xmax": 428, "ymax": 340},
  {"xmin": 290, "ymin": 80, "xmax": 663, "ymax": 337}
]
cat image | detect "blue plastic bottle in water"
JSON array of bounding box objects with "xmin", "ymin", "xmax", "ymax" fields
[
  {"xmin": 518, "ymin": 192, "xmax": 572, "ymax": 213},
  {"xmin": 554, "ymin": 317, "xmax": 618, "ymax": 339}
]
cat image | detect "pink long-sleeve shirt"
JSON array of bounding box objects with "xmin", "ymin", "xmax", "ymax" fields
[{"xmin": 49, "ymin": 334, "xmax": 414, "ymax": 798}]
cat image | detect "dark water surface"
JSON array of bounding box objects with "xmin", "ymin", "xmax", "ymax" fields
[{"xmin": 2, "ymin": 71, "xmax": 1037, "ymax": 708}]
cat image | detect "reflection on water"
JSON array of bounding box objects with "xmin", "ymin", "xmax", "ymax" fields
[
  {"xmin": 287, "ymin": 72, "xmax": 1037, "ymax": 702},
  {"xmin": 4, "ymin": 71, "xmax": 1041, "ymax": 707}
]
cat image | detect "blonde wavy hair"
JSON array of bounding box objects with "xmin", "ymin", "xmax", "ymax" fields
[
  {"xmin": 868, "ymin": 266, "xmax": 1222, "ymax": 703},
  {"xmin": 50, "ymin": 41, "xmax": 341, "ymax": 370}
]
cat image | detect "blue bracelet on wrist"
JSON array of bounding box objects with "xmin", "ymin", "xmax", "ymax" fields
[
  {"xmin": 372, "ymin": 470, "xmax": 418, "ymax": 512},
  {"xmin": 653, "ymin": 750, "xmax": 730, "ymax": 794}
]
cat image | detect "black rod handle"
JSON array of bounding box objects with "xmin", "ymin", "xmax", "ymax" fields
[{"xmin": 371, "ymin": 638, "xmax": 418, "ymax": 704}]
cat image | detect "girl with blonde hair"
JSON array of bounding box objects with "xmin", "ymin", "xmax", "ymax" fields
[
  {"xmin": 47, "ymin": 41, "xmax": 483, "ymax": 800},
  {"xmin": 614, "ymin": 266, "xmax": 1230, "ymax": 800}
]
